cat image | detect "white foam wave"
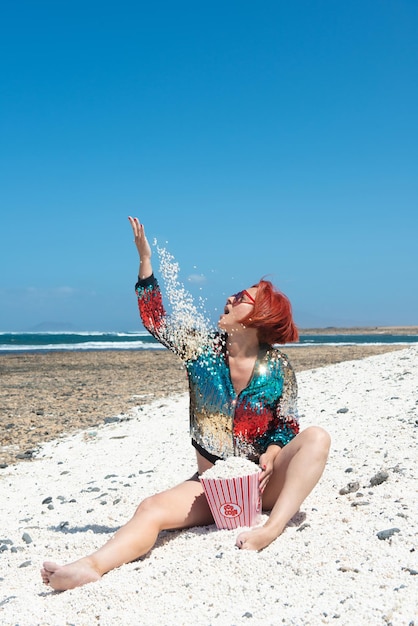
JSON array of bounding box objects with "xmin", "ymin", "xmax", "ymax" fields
[
  {"xmin": 0, "ymin": 331, "xmax": 149, "ymax": 337},
  {"xmin": 0, "ymin": 341, "xmax": 164, "ymax": 352}
]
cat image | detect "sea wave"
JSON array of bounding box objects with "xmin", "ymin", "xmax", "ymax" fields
[
  {"xmin": 0, "ymin": 331, "xmax": 149, "ymax": 337},
  {"xmin": 0, "ymin": 331, "xmax": 417, "ymax": 353},
  {"xmin": 0, "ymin": 340, "xmax": 164, "ymax": 352}
]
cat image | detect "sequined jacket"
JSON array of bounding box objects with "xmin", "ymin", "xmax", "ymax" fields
[{"xmin": 136, "ymin": 274, "xmax": 299, "ymax": 461}]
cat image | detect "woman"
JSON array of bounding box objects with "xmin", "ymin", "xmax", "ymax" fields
[{"xmin": 41, "ymin": 217, "xmax": 330, "ymax": 591}]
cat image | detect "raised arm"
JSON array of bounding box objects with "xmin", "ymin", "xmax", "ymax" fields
[
  {"xmin": 128, "ymin": 216, "xmax": 210, "ymax": 360},
  {"xmin": 128, "ymin": 215, "xmax": 166, "ymax": 337},
  {"xmin": 128, "ymin": 216, "xmax": 153, "ymax": 280}
]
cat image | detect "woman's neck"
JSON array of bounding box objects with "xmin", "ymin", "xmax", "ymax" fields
[{"xmin": 226, "ymin": 327, "xmax": 259, "ymax": 358}]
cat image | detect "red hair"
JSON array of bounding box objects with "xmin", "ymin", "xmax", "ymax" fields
[{"xmin": 240, "ymin": 279, "xmax": 298, "ymax": 345}]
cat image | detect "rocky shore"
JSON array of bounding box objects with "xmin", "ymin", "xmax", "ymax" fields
[{"xmin": 0, "ymin": 344, "xmax": 407, "ymax": 467}]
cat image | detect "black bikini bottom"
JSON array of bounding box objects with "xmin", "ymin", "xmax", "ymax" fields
[{"xmin": 191, "ymin": 439, "xmax": 223, "ymax": 464}]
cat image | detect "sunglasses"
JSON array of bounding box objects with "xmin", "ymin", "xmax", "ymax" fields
[{"xmin": 231, "ymin": 290, "xmax": 256, "ymax": 307}]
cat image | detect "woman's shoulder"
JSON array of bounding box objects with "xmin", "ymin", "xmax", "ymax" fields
[{"xmin": 263, "ymin": 344, "xmax": 293, "ymax": 367}]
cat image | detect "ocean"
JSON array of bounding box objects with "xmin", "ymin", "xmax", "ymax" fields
[{"xmin": 0, "ymin": 331, "xmax": 417, "ymax": 353}]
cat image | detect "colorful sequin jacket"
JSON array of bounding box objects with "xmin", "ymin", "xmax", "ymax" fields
[{"xmin": 136, "ymin": 274, "xmax": 299, "ymax": 461}]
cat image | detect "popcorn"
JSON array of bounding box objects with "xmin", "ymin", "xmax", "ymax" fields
[{"xmin": 200, "ymin": 457, "xmax": 262, "ymax": 530}]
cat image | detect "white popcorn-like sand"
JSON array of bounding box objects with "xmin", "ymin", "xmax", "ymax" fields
[
  {"xmin": 1, "ymin": 347, "xmax": 417, "ymax": 626},
  {"xmin": 200, "ymin": 456, "xmax": 261, "ymax": 479}
]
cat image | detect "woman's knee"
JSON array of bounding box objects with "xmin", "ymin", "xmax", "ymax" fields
[
  {"xmin": 134, "ymin": 493, "xmax": 166, "ymax": 523},
  {"xmin": 302, "ymin": 426, "xmax": 331, "ymax": 456}
]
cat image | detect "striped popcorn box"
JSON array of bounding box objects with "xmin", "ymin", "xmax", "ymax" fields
[{"xmin": 200, "ymin": 458, "xmax": 262, "ymax": 530}]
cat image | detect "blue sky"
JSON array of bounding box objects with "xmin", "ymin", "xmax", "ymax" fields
[{"xmin": 1, "ymin": 0, "xmax": 417, "ymax": 331}]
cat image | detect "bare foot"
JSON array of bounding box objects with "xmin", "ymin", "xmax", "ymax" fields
[
  {"xmin": 236, "ymin": 524, "xmax": 281, "ymax": 551},
  {"xmin": 41, "ymin": 558, "xmax": 101, "ymax": 591}
]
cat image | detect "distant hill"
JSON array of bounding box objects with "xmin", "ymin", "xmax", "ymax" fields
[{"xmin": 299, "ymin": 326, "xmax": 418, "ymax": 335}]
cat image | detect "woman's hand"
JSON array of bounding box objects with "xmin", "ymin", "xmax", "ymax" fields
[
  {"xmin": 128, "ymin": 216, "xmax": 152, "ymax": 259},
  {"xmin": 128, "ymin": 216, "xmax": 152, "ymax": 279},
  {"xmin": 258, "ymin": 446, "xmax": 281, "ymax": 493}
]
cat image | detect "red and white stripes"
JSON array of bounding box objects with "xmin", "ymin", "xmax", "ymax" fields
[{"xmin": 200, "ymin": 471, "xmax": 262, "ymax": 530}]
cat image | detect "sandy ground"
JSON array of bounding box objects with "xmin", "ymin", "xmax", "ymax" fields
[{"xmin": 1, "ymin": 346, "xmax": 417, "ymax": 625}]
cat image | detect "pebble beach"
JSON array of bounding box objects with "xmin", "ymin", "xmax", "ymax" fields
[
  {"xmin": 0, "ymin": 344, "xmax": 407, "ymax": 467},
  {"xmin": 1, "ymin": 345, "xmax": 417, "ymax": 625}
]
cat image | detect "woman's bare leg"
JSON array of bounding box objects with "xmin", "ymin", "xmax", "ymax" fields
[
  {"xmin": 236, "ymin": 426, "xmax": 331, "ymax": 551},
  {"xmin": 41, "ymin": 474, "xmax": 213, "ymax": 591}
]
